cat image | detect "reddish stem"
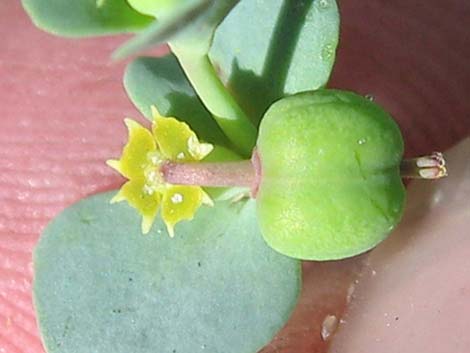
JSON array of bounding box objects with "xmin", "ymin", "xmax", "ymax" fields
[
  {"xmin": 161, "ymin": 150, "xmax": 262, "ymax": 197},
  {"xmin": 162, "ymin": 160, "xmax": 254, "ymax": 187}
]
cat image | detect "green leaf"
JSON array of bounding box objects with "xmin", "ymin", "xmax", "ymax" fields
[
  {"xmin": 34, "ymin": 193, "xmax": 301, "ymax": 353},
  {"xmin": 113, "ymin": 0, "xmax": 239, "ymax": 60},
  {"xmin": 209, "ymin": 0, "xmax": 340, "ymax": 125},
  {"xmin": 113, "ymin": 0, "xmax": 212, "ymax": 60},
  {"xmin": 124, "ymin": 55, "xmax": 229, "ymax": 146},
  {"xmin": 22, "ymin": 0, "xmax": 153, "ymax": 37}
]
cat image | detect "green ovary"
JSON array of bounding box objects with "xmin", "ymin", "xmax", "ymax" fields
[{"xmin": 256, "ymin": 89, "xmax": 406, "ymax": 260}]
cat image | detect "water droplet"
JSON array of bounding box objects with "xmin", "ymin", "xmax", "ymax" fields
[
  {"xmin": 357, "ymin": 138, "xmax": 367, "ymax": 145},
  {"xmin": 321, "ymin": 314, "xmax": 338, "ymax": 341},
  {"xmin": 321, "ymin": 43, "xmax": 335, "ymax": 61},
  {"xmin": 365, "ymin": 94, "xmax": 375, "ymax": 101},
  {"xmin": 346, "ymin": 283, "xmax": 356, "ymax": 303},
  {"xmin": 171, "ymin": 193, "xmax": 184, "ymax": 204},
  {"xmin": 371, "ymin": 270, "xmax": 377, "ymax": 276},
  {"xmin": 317, "ymin": 0, "xmax": 330, "ymax": 9}
]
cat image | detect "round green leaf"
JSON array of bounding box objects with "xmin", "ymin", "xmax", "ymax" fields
[
  {"xmin": 22, "ymin": 0, "xmax": 153, "ymax": 37},
  {"xmin": 209, "ymin": 0, "xmax": 340, "ymax": 125},
  {"xmin": 124, "ymin": 55, "xmax": 229, "ymax": 146},
  {"xmin": 34, "ymin": 193, "xmax": 300, "ymax": 353}
]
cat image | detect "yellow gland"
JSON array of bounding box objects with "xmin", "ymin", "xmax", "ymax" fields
[{"xmin": 107, "ymin": 106, "xmax": 214, "ymax": 236}]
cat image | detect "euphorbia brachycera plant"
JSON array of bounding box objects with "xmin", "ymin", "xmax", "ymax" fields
[{"xmin": 23, "ymin": 0, "xmax": 446, "ymax": 352}]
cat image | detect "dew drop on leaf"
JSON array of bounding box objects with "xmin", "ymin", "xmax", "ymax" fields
[
  {"xmin": 321, "ymin": 43, "xmax": 334, "ymax": 61},
  {"xmin": 357, "ymin": 138, "xmax": 367, "ymax": 145},
  {"xmin": 321, "ymin": 314, "xmax": 339, "ymax": 341},
  {"xmin": 317, "ymin": 0, "xmax": 330, "ymax": 10}
]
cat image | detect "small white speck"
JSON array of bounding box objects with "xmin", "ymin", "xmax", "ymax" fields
[
  {"xmin": 177, "ymin": 152, "xmax": 185, "ymax": 159},
  {"xmin": 432, "ymin": 189, "xmax": 443, "ymax": 207},
  {"xmin": 147, "ymin": 151, "xmax": 162, "ymax": 166},
  {"xmin": 171, "ymin": 193, "xmax": 183, "ymax": 204},
  {"xmin": 318, "ymin": 0, "xmax": 330, "ymax": 9},
  {"xmin": 146, "ymin": 170, "xmax": 157, "ymax": 183},
  {"xmin": 143, "ymin": 184, "xmax": 155, "ymax": 195},
  {"xmin": 358, "ymin": 138, "xmax": 367, "ymax": 145}
]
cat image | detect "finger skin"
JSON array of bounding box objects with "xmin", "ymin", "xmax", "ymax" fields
[
  {"xmin": 1, "ymin": 1, "xmax": 469, "ymax": 353},
  {"xmin": 330, "ymin": 138, "xmax": 470, "ymax": 353},
  {"xmin": 1, "ymin": 2, "xmax": 138, "ymax": 352},
  {"xmin": 330, "ymin": 0, "xmax": 470, "ymax": 157}
]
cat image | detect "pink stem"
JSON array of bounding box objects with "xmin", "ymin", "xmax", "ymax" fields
[{"xmin": 161, "ymin": 151, "xmax": 262, "ymax": 197}]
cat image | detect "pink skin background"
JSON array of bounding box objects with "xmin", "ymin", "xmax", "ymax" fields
[{"xmin": 1, "ymin": 1, "xmax": 469, "ymax": 352}]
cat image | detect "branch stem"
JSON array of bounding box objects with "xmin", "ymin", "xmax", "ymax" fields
[{"xmin": 170, "ymin": 48, "xmax": 257, "ymax": 157}]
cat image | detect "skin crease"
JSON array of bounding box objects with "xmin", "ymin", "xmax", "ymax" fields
[{"xmin": 0, "ymin": 1, "xmax": 469, "ymax": 353}]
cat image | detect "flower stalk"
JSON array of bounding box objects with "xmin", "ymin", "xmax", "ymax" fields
[
  {"xmin": 162, "ymin": 160, "xmax": 255, "ymax": 188},
  {"xmin": 170, "ymin": 48, "xmax": 257, "ymax": 157}
]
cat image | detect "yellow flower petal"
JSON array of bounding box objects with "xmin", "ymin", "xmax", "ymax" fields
[
  {"xmin": 107, "ymin": 119, "xmax": 157, "ymax": 179},
  {"xmin": 151, "ymin": 106, "xmax": 213, "ymax": 162},
  {"xmin": 111, "ymin": 178, "xmax": 162, "ymax": 234},
  {"xmin": 108, "ymin": 110, "xmax": 217, "ymax": 236},
  {"xmin": 160, "ymin": 185, "xmax": 212, "ymax": 237}
]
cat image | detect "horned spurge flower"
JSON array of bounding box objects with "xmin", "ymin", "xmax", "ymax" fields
[{"xmin": 107, "ymin": 106, "xmax": 214, "ymax": 236}]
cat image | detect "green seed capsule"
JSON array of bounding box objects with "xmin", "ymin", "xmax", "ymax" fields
[{"xmin": 256, "ymin": 89, "xmax": 405, "ymax": 260}]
